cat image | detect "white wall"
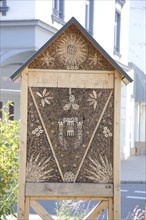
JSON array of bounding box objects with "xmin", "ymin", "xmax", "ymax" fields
[
  {"xmin": 65, "ymin": 0, "xmax": 85, "ymax": 26},
  {"xmin": 125, "ymin": 69, "xmax": 135, "ymax": 157},
  {"xmin": 128, "ymin": 0, "xmax": 146, "ymax": 72},
  {"xmin": 120, "ymin": 68, "xmax": 135, "ymax": 159},
  {"xmin": 94, "ymin": 0, "xmax": 115, "ymax": 56},
  {"xmin": 1, "ymin": 0, "xmax": 35, "ymax": 20},
  {"xmin": 120, "ymin": 83, "xmax": 127, "ymax": 159},
  {"xmin": 119, "ymin": 0, "xmax": 130, "ymax": 66}
]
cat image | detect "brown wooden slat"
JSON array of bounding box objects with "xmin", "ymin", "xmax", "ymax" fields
[{"xmin": 26, "ymin": 183, "xmax": 113, "ymax": 197}]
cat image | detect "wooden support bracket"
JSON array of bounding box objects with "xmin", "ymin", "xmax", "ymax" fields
[
  {"xmin": 30, "ymin": 200, "xmax": 54, "ymax": 220},
  {"xmin": 83, "ymin": 200, "xmax": 108, "ymax": 220}
]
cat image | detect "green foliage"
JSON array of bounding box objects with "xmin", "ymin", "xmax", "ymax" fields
[
  {"xmin": 56, "ymin": 201, "xmax": 145, "ymax": 220},
  {"xmin": 0, "ymin": 102, "xmax": 20, "ymax": 220},
  {"xmin": 55, "ymin": 200, "xmax": 91, "ymax": 220}
]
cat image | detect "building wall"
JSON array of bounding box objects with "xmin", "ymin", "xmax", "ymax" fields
[
  {"xmin": 65, "ymin": 0, "xmax": 86, "ymax": 26},
  {"xmin": 128, "ymin": 0, "xmax": 146, "ymax": 73},
  {"xmin": 135, "ymin": 103, "xmax": 146, "ymax": 142},
  {"xmin": 128, "ymin": 1, "xmax": 146, "ymax": 155},
  {"xmin": 93, "ymin": 1, "xmax": 115, "ymax": 56},
  {"xmin": 1, "ymin": 0, "xmax": 35, "ymax": 20}
]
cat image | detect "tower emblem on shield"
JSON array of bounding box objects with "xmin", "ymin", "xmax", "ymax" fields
[{"xmin": 58, "ymin": 117, "xmax": 83, "ymax": 149}]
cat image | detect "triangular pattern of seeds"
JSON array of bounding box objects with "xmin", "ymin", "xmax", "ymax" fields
[
  {"xmin": 28, "ymin": 87, "xmax": 113, "ymax": 183},
  {"xmin": 27, "ymin": 89, "xmax": 62, "ymax": 183}
]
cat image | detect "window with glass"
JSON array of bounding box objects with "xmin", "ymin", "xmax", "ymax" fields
[
  {"xmin": 114, "ymin": 11, "xmax": 121, "ymax": 54},
  {"xmin": 52, "ymin": 0, "xmax": 65, "ymax": 24},
  {"xmin": 85, "ymin": 0, "xmax": 94, "ymax": 36},
  {"xmin": 0, "ymin": 0, "xmax": 9, "ymax": 16},
  {"xmin": 116, "ymin": 0, "xmax": 126, "ymax": 7}
]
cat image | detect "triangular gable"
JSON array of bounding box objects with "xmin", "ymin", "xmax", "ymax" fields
[
  {"xmin": 28, "ymin": 23, "xmax": 114, "ymax": 71},
  {"xmin": 10, "ymin": 17, "xmax": 132, "ymax": 84}
]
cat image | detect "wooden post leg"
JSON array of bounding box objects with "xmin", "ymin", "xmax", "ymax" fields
[
  {"xmin": 108, "ymin": 197, "xmax": 113, "ymax": 220},
  {"xmin": 113, "ymin": 71, "xmax": 121, "ymax": 219},
  {"xmin": 18, "ymin": 70, "xmax": 28, "ymax": 220},
  {"xmin": 24, "ymin": 197, "xmax": 30, "ymax": 219},
  {"xmin": 17, "ymin": 200, "xmax": 25, "ymax": 220}
]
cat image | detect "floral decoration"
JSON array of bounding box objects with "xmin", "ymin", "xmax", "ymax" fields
[
  {"xmin": 36, "ymin": 88, "xmax": 53, "ymax": 107},
  {"xmin": 56, "ymin": 33, "xmax": 88, "ymax": 69},
  {"xmin": 41, "ymin": 51, "xmax": 55, "ymax": 67},
  {"xmin": 87, "ymin": 90, "xmax": 102, "ymax": 110},
  {"xmin": 32, "ymin": 125, "xmax": 43, "ymax": 137},
  {"xmin": 88, "ymin": 53, "xmax": 103, "ymax": 67},
  {"xmin": 103, "ymin": 127, "xmax": 112, "ymax": 138}
]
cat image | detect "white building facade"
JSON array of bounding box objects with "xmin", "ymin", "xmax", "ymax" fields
[
  {"xmin": 1, "ymin": 0, "xmax": 135, "ymax": 158},
  {"xmin": 127, "ymin": 1, "xmax": 146, "ymax": 156}
]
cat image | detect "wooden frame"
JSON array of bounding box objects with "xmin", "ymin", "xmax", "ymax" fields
[
  {"xmin": 26, "ymin": 183, "xmax": 113, "ymax": 197},
  {"xmin": 17, "ymin": 69, "xmax": 122, "ymax": 219},
  {"xmin": 113, "ymin": 70, "xmax": 121, "ymax": 219},
  {"xmin": 28, "ymin": 69, "xmax": 114, "ymax": 88},
  {"xmin": 18, "ymin": 68, "xmax": 29, "ymax": 219}
]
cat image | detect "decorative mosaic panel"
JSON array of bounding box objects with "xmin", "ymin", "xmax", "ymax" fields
[
  {"xmin": 28, "ymin": 24, "xmax": 114, "ymax": 71},
  {"xmin": 26, "ymin": 87, "xmax": 114, "ymax": 183}
]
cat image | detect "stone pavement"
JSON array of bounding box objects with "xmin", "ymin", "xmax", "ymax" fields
[{"xmin": 121, "ymin": 155, "xmax": 146, "ymax": 183}]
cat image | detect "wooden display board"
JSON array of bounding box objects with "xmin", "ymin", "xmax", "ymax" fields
[{"xmin": 11, "ymin": 17, "xmax": 132, "ymax": 220}]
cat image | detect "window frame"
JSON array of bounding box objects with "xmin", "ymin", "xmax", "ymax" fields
[
  {"xmin": 0, "ymin": 0, "xmax": 9, "ymax": 16},
  {"xmin": 52, "ymin": 0, "xmax": 65, "ymax": 25},
  {"xmin": 85, "ymin": 0, "xmax": 94, "ymax": 36},
  {"xmin": 114, "ymin": 10, "xmax": 121, "ymax": 55},
  {"xmin": 116, "ymin": 0, "xmax": 126, "ymax": 7}
]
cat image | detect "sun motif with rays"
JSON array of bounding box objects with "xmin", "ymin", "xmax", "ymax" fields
[
  {"xmin": 26, "ymin": 153, "xmax": 53, "ymax": 182},
  {"xmin": 56, "ymin": 33, "xmax": 88, "ymax": 69}
]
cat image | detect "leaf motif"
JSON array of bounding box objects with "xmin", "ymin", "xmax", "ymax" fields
[
  {"xmin": 93, "ymin": 100, "xmax": 97, "ymax": 110},
  {"xmin": 45, "ymin": 99, "xmax": 50, "ymax": 105},
  {"xmin": 98, "ymin": 91, "xmax": 102, "ymax": 97},
  {"xmin": 46, "ymin": 96, "xmax": 53, "ymax": 100},
  {"xmin": 43, "ymin": 88, "xmax": 46, "ymax": 96},
  {"xmin": 41, "ymin": 99, "xmax": 45, "ymax": 107},
  {"xmin": 89, "ymin": 100, "xmax": 95, "ymax": 106},
  {"xmin": 36, "ymin": 92, "xmax": 42, "ymax": 98},
  {"xmin": 89, "ymin": 93, "xmax": 95, "ymax": 99},
  {"xmin": 93, "ymin": 90, "xmax": 97, "ymax": 99},
  {"xmin": 44, "ymin": 91, "xmax": 50, "ymax": 97},
  {"xmin": 87, "ymin": 97, "xmax": 94, "ymax": 102}
]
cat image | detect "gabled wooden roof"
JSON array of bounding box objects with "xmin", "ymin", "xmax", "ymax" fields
[{"xmin": 10, "ymin": 17, "xmax": 132, "ymax": 84}]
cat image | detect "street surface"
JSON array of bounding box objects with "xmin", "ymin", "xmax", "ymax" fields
[{"xmin": 121, "ymin": 183, "xmax": 146, "ymax": 219}]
